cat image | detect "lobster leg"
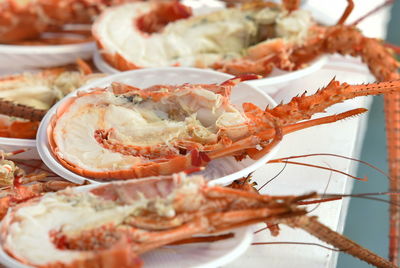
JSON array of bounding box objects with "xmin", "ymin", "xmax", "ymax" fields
[
  {"xmin": 282, "ymin": 216, "xmax": 397, "ymax": 268},
  {"xmin": 246, "ymin": 108, "xmax": 367, "ymax": 160},
  {"xmin": 384, "ymin": 93, "xmax": 400, "ymax": 264},
  {"xmin": 337, "ymin": 0, "xmax": 354, "ymax": 25}
]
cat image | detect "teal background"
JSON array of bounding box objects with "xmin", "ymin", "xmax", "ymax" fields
[{"xmin": 337, "ymin": 2, "xmax": 400, "ymax": 267}]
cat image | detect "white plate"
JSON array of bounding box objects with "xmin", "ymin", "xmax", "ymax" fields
[
  {"xmin": 0, "ymin": 181, "xmax": 253, "ymax": 268},
  {"xmin": 141, "ymin": 226, "xmax": 252, "ymax": 268},
  {"xmin": 0, "ymin": 227, "xmax": 252, "ymax": 268},
  {"xmin": 37, "ymin": 67, "xmax": 279, "ymax": 185},
  {"xmin": 0, "ymin": 42, "xmax": 95, "ymax": 70},
  {"xmin": 93, "ymin": 50, "xmax": 327, "ymax": 88}
]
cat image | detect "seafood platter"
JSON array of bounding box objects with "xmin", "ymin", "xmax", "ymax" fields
[{"xmin": 0, "ymin": 0, "xmax": 399, "ymax": 267}]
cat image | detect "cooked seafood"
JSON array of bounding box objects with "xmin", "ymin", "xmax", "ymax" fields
[
  {"xmin": 93, "ymin": 1, "xmax": 312, "ymax": 73},
  {"xmin": 0, "ymin": 60, "xmax": 104, "ymax": 139},
  {"xmin": 0, "ymin": 149, "xmax": 76, "ymax": 219},
  {"xmin": 0, "ymin": 0, "xmax": 136, "ymax": 44},
  {"xmin": 0, "ymin": 173, "xmax": 395, "ymax": 268},
  {"xmin": 94, "ymin": 1, "xmax": 398, "ymax": 79},
  {"xmin": 48, "ymin": 75, "xmax": 400, "ymax": 180}
]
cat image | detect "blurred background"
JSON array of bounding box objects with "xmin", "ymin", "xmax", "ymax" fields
[{"xmin": 337, "ymin": 1, "xmax": 400, "ymax": 267}]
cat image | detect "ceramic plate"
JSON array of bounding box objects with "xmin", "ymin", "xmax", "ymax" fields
[
  {"xmin": 0, "ymin": 42, "xmax": 95, "ymax": 70},
  {"xmin": 37, "ymin": 67, "xmax": 279, "ymax": 185},
  {"xmin": 141, "ymin": 226, "xmax": 252, "ymax": 268}
]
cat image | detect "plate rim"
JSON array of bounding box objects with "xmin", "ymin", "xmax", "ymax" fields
[{"xmin": 0, "ymin": 42, "xmax": 95, "ymax": 54}]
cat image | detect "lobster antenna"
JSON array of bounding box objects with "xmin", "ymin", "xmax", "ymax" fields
[
  {"xmin": 384, "ymin": 42, "xmax": 400, "ymax": 55},
  {"xmin": 298, "ymin": 191, "xmax": 400, "ymax": 207},
  {"xmin": 337, "ymin": 0, "xmax": 354, "ymax": 25},
  {"xmin": 254, "ymin": 192, "xmax": 400, "ymax": 233},
  {"xmin": 268, "ymin": 159, "xmax": 367, "ymax": 181},
  {"xmin": 252, "ymin": 241, "xmax": 342, "ymax": 252},
  {"xmin": 305, "ymin": 166, "xmax": 334, "ymax": 213},
  {"xmin": 270, "ymin": 153, "xmax": 389, "ymax": 179},
  {"xmin": 350, "ymin": 0, "xmax": 395, "ymax": 26},
  {"xmin": 254, "ymin": 224, "xmax": 279, "ymax": 234},
  {"xmin": 325, "ymin": 191, "xmax": 400, "ymax": 206},
  {"xmin": 297, "ymin": 196, "xmax": 342, "ymax": 205},
  {"xmin": 258, "ymin": 161, "xmax": 288, "ymax": 191}
]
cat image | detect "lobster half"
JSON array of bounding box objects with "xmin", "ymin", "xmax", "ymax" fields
[
  {"xmin": 0, "ymin": 0, "xmax": 136, "ymax": 44},
  {"xmin": 0, "ymin": 59, "xmax": 104, "ymax": 139},
  {"xmin": 0, "ymin": 173, "xmax": 396, "ymax": 268},
  {"xmin": 46, "ymin": 74, "xmax": 400, "ymax": 180}
]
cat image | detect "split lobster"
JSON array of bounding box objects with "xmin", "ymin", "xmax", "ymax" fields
[
  {"xmin": 93, "ymin": 1, "xmax": 313, "ymax": 73},
  {"xmin": 93, "ymin": 0, "xmax": 399, "ymax": 79},
  {"xmin": 0, "ymin": 0, "xmax": 137, "ymax": 44},
  {"xmin": 0, "ymin": 59, "xmax": 104, "ymax": 139},
  {"xmin": 0, "ymin": 173, "xmax": 396, "ymax": 268},
  {"xmin": 47, "ymin": 74, "xmax": 400, "ymax": 180}
]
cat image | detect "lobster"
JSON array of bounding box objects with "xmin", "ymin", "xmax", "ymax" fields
[
  {"xmin": 0, "ymin": 173, "xmax": 396, "ymax": 268},
  {"xmin": 0, "ymin": 0, "xmax": 137, "ymax": 44},
  {"xmin": 0, "ymin": 59, "xmax": 104, "ymax": 139},
  {"xmin": 93, "ymin": 1, "xmax": 314, "ymax": 73},
  {"xmin": 46, "ymin": 74, "xmax": 400, "ymax": 180}
]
